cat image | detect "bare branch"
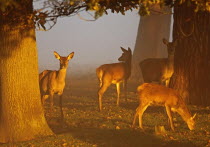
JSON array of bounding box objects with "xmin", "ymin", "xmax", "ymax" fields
[{"xmin": 77, "ymin": 12, "xmax": 97, "ymax": 21}]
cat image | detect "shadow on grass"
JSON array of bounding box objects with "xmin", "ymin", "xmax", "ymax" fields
[
  {"xmin": 120, "ymin": 101, "xmax": 138, "ymax": 111},
  {"xmin": 47, "ymin": 119, "xmax": 197, "ymax": 147},
  {"xmin": 68, "ymin": 128, "xmax": 162, "ymax": 147},
  {"xmin": 70, "ymin": 128, "xmax": 196, "ymax": 147},
  {"xmin": 191, "ymin": 107, "xmax": 210, "ymax": 115},
  {"xmin": 121, "ymin": 102, "xmax": 166, "ymax": 114}
]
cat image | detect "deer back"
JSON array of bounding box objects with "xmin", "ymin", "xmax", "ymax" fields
[
  {"xmin": 136, "ymin": 83, "xmax": 196, "ymax": 130},
  {"xmin": 140, "ymin": 58, "xmax": 168, "ymax": 83},
  {"xmin": 137, "ymin": 83, "xmax": 180, "ymax": 106},
  {"xmin": 96, "ymin": 47, "xmax": 132, "ymax": 84},
  {"xmin": 96, "ymin": 63, "xmax": 126, "ymax": 83},
  {"xmin": 140, "ymin": 38, "xmax": 177, "ymax": 84}
]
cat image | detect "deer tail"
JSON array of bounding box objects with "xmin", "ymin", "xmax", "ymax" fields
[{"xmin": 96, "ymin": 67, "xmax": 104, "ymax": 80}]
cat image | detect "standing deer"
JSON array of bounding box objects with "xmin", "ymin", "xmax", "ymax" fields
[
  {"xmin": 96, "ymin": 47, "xmax": 132, "ymax": 111},
  {"xmin": 39, "ymin": 51, "xmax": 74, "ymax": 118},
  {"xmin": 140, "ymin": 38, "xmax": 177, "ymax": 87},
  {"xmin": 132, "ymin": 83, "xmax": 196, "ymax": 131}
]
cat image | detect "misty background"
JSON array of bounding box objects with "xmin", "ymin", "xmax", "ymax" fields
[{"xmin": 36, "ymin": 10, "xmax": 140, "ymax": 76}]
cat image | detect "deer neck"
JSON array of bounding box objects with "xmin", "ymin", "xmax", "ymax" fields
[
  {"xmin": 177, "ymin": 106, "xmax": 192, "ymax": 122},
  {"xmin": 167, "ymin": 54, "xmax": 174, "ymax": 69},
  {"xmin": 57, "ymin": 68, "xmax": 67, "ymax": 81},
  {"xmin": 124, "ymin": 57, "xmax": 132, "ymax": 79}
]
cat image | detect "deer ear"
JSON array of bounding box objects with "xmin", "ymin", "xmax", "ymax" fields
[
  {"xmin": 120, "ymin": 47, "xmax": 127, "ymax": 53},
  {"xmin": 162, "ymin": 38, "xmax": 169, "ymax": 45},
  {"xmin": 67, "ymin": 52, "xmax": 74, "ymax": 60},
  {"xmin": 54, "ymin": 51, "xmax": 60, "ymax": 60},
  {"xmin": 128, "ymin": 47, "xmax": 132, "ymax": 53}
]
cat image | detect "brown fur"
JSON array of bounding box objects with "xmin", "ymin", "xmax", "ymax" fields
[
  {"xmin": 140, "ymin": 38, "xmax": 177, "ymax": 87},
  {"xmin": 96, "ymin": 47, "xmax": 132, "ymax": 111},
  {"xmin": 39, "ymin": 51, "xmax": 74, "ymax": 118},
  {"xmin": 132, "ymin": 83, "xmax": 196, "ymax": 131}
]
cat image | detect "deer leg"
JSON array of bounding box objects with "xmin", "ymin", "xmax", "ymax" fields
[
  {"xmin": 41, "ymin": 95, "xmax": 45, "ymax": 105},
  {"xmin": 59, "ymin": 94, "xmax": 64, "ymax": 119},
  {"xmin": 165, "ymin": 79, "xmax": 170, "ymax": 87},
  {"xmin": 116, "ymin": 83, "xmax": 120, "ymax": 106},
  {"xmin": 98, "ymin": 81, "xmax": 111, "ymax": 111},
  {"xmin": 41, "ymin": 95, "xmax": 49, "ymax": 105},
  {"xmin": 49, "ymin": 92, "xmax": 54, "ymax": 116},
  {"xmin": 138, "ymin": 104, "xmax": 149, "ymax": 130},
  {"xmin": 123, "ymin": 80, "xmax": 127, "ymax": 102},
  {"xmin": 165, "ymin": 105, "xmax": 175, "ymax": 131},
  {"xmin": 160, "ymin": 79, "xmax": 166, "ymax": 86},
  {"xmin": 132, "ymin": 103, "xmax": 149, "ymax": 130},
  {"xmin": 132, "ymin": 107, "xmax": 140, "ymax": 128},
  {"xmin": 99, "ymin": 78, "xmax": 102, "ymax": 88}
]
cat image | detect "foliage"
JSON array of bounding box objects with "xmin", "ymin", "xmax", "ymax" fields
[
  {"xmin": 166, "ymin": 0, "xmax": 210, "ymax": 12},
  {"xmin": 0, "ymin": 0, "xmax": 209, "ymax": 30},
  {"xmin": 0, "ymin": 0, "xmax": 18, "ymax": 12},
  {"xmin": 86, "ymin": 0, "xmax": 139, "ymax": 17},
  {"xmin": 33, "ymin": 0, "xmax": 87, "ymax": 30},
  {"xmin": 82, "ymin": 0, "xmax": 210, "ymax": 16},
  {"xmin": 192, "ymin": 0, "xmax": 210, "ymax": 12}
]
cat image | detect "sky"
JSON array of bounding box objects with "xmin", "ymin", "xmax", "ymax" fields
[{"xmin": 36, "ymin": 10, "xmax": 140, "ymax": 72}]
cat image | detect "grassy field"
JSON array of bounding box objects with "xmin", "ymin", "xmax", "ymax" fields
[{"xmin": 2, "ymin": 75, "xmax": 210, "ymax": 147}]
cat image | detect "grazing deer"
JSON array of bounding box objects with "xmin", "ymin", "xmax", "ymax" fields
[
  {"xmin": 39, "ymin": 51, "xmax": 74, "ymax": 118},
  {"xmin": 140, "ymin": 38, "xmax": 177, "ymax": 87},
  {"xmin": 96, "ymin": 47, "xmax": 132, "ymax": 111},
  {"xmin": 132, "ymin": 83, "xmax": 196, "ymax": 131}
]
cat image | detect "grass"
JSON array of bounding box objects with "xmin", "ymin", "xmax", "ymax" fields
[{"xmin": 1, "ymin": 75, "xmax": 210, "ymax": 147}]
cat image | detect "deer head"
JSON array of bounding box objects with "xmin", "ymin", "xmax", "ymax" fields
[
  {"xmin": 118, "ymin": 47, "xmax": 132, "ymax": 62},
  {"xmin": 163, "ymin": 38, "xmax": 177, "ymax": 56},
  {"xmin": 187, "ymin": 113, "xmax": 196, "ymax": 130},
  {"xmin": 54, "ymin": 51, "xmax": 74, "ymax": 69}
]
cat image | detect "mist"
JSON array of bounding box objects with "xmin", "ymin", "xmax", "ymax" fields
[{"xmin": 36, "ymin": 10, "xmax": 140, "ymax": 75}]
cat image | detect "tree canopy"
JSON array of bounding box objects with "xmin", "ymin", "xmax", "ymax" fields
[{"xmin": 0, "ymin": 0, "xmax": 209, "ymax": 30}]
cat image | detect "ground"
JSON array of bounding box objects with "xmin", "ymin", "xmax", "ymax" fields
[{"xmin": 1, "ymin": 74, "xmax": 210, "ymax": 147}]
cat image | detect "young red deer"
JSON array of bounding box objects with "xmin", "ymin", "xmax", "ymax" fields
[
  {"xmin": 132, "ymin": 83, "xmax": 196, "ymax": 131},
  {"xmin": 96, "ymin": 47, "xmax": 132, "ymax": 111},
  {"xmin": 39, "ymin": 51, "xmax": 74, "ymax": 118},
  {"xmin": 140, "ymin": 38, "xmax": 177, "ymax": 87}
]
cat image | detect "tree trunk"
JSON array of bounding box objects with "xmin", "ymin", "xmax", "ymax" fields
[
  {"xmin": 132, "ymin": 6, "xmax": 172, "ymax": 81},
  {"xmin": 170, "ymin": 1, "xmax": 210, "ymax": 106},
  {"xmin": 0, "ymin": 0, "xmax": 53, "ymax": 143}
]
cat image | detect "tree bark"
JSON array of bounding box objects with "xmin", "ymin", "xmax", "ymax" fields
[
  {"xmin": 0, "ymin": 0, "xmax": 53, "ymax": 143},
  {"xmin": 170, "ymin": 1, "xmax": 210, "ymax": 106},
  {"xmin": 132, "ymin": 5, "xmax": 172, "ymax": 81}
]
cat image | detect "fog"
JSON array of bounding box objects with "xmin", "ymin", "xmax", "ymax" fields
[{"xmin": 36, "ymin": 10, "xmax": 140, "ymax": 75}]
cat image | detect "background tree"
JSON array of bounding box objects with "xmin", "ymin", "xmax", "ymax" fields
[
  {"xmin": 132, "ymin": 4, "xmax": 171, "ymax": 80},
  {"xmin": 0, "ymin": 0, "xmax": 88, "ymax": 143},
  {"xmin": 0, "ymin": 0, "xmax": 53, "ymax": 142},
  {"xmin": 92, "ymin": 0, "xmax": 210, "ymax": 106}
]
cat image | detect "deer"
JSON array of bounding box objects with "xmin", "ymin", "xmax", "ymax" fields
[
  {"xmin": 39, "ymin": 51, "xmax": 74, "ymax": 118},
  {"xmin": 140, "ymin": 38, "xmax": 177, "ymax": 87},
  {"xmin": 96, "ymin": 47, "xmax": 132, "ymax": 111},
  {"xmin": 132, "ymin": 83, "xmax": 196, "ymax": 131}
]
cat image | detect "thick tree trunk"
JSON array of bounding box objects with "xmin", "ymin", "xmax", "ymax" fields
[
  {"xmin": 170, "ymin": 1, "xmax": 210, "ymax": 106},
  {"xmin": 132, "ymin": 6, "xmax": 172, "ymax": 81},
  {"xmin": 0, "ymin": 0, "xmax": 53, "ymax": 143}
]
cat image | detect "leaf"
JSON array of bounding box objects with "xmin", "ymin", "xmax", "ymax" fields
[
  {"xmin": 116, "ymin": 126, "xmax": 120, "ymax": 130},
  {"xmin": 62, "ymin": 143, "xmax": 68, "ymax": 146}
]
